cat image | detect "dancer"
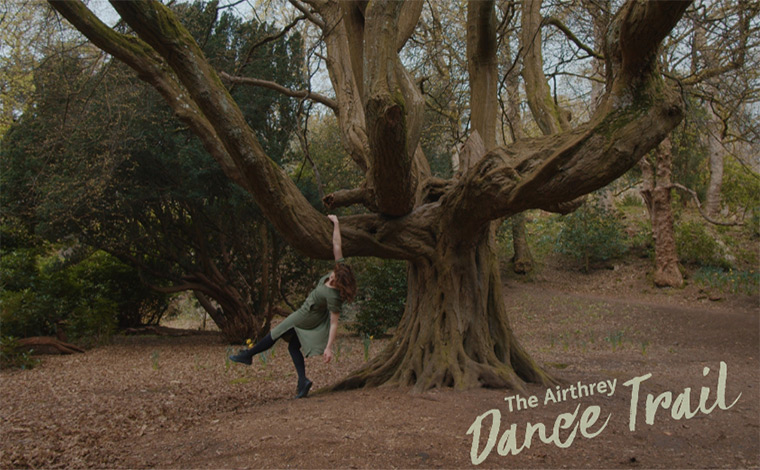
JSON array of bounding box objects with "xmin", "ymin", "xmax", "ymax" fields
[{"xmin": 229, "ymin": 215, "xmax": 356, "ymax": 398}]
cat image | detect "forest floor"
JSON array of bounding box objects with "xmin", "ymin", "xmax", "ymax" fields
[{"xmin": 1, "ymin": 258, "xmax": 758, "ymax": 469}]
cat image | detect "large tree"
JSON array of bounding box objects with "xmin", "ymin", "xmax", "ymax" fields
[{"xmin": 48, "ymin": 0, "xmax": 690, "ymax": 391}]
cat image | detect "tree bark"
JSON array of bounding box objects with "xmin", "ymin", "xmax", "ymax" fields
[
  {"xmin": 329, "ymin": 226, "xmax": 554, "ymax": 392},
  {"xmin": 640, "ymin": 137, "xmax": 683, "ymax": 288}
]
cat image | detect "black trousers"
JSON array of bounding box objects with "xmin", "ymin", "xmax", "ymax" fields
[{"xmin": 247, "ymin": 329, "xmax": 307, "ymax": 385}]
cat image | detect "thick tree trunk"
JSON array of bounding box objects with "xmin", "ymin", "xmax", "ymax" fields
[
  {"xmin": 640, "ymin": 138, "xmax": 683, "ymax": 288},
  {"xmin": 329, "ymin": 226, "xmax": 555, "ymax": 392}
]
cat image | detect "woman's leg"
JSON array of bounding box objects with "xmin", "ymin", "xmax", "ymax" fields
[
  {"xmin": 229, "ymin": 333, "xmax": 276, "ymax": 365},
  {"xmin": 287, "ymin": 331, "xmax": 307, "ymax": 388}
]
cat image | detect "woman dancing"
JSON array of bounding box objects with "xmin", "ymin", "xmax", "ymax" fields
[{"xmin": 229, "ymin": 215, "xmax": 357, "ymax": 398}]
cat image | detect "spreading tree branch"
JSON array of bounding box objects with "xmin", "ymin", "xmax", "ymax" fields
[
  {"xmin": 51, "ymin": 0, "xmax": 432, "ymax": 260},
  {"xmin": 446, "ymin": 0, "xmax": 690, "ymax": 236},
  {"xmin": 323, "ymin": 187, "xmax": 377, "ymax": 211},
  {"xmin": 543, "ymin": 16, "xmax": 604, "ymax": 60},
  {"xmin": 219, "ymin": 71, "xmax": 338, "ymax": 111},
  {"xmin": 288, "ymin": 0, "xmax": 325, "ymax": 29},
  {"xmin": 671, "ymin": 183, "xmax": 742, "ymax": 227},
  {"xmin": 231, "ymin": 13, "xmax": 308, "ymax": 84}
]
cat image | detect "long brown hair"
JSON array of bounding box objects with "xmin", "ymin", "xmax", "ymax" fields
[{"xmin": 333, "ymin": 263, "xmax": 357, "ymax": 302}]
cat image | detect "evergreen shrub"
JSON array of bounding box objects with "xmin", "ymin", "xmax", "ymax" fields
[
  {"xmin": 674, "ymin": 220, "xmax": 730, "ymax": 268},
  {"xmin": 555, "ymin": 199, "xmax": 627, "ymax": 272},
  {"xmin": 351, "ymin": 259, "xmax": 407, "ymax": 337},
  {"xmin": 1, "ymin": 235, "xmax": 168, "ymax": 346},
  {"xmin": 0, "ymin": 336, "xmax": 40, "ymax": 370}
]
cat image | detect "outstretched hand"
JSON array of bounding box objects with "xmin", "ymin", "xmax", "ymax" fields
[
  {"xmin": 327, "ymin": 214, "xmax": 339, "ymax": 225},
  {"xmin": 323, "ymin": 347, "xmax": 334, "ymax": 364}
]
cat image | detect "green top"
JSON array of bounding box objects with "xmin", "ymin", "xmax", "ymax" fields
[{"xmin": 270, "ymin": 273, "xmax": 343, "ymax": 357}]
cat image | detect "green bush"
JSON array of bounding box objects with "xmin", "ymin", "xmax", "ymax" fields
[
  {"xmin": 555, "ymin": 200, "xmax": 627, "ymax": 272},
  {"xmin": 1, "ymin": 233, "xmax": 168, "ymax": 346},
  {"xmin": 722, "ymin": 157, "xmax": 760, "ymax": 220},
  {"xmin": 0, "ymin": 289, "xmax": 53, "ymax": 339},
  {"xmin": 619, "ymin": 192, "xmax": 644, "ymax": 207},
  {"xmin": 529, "ymin": 213, "xmax": 564, "ymax": 260},
  {"xmin": 0, "ymin": 248, "xmax": 39, "ymax": 291},
  {"xmin": 0, "ymin": 336, "xmax": 40, "ymax": 370},
  {"xmin": 352, "ymin": 259, "xmax": 407, "ymax": 337},
  {"xmin": 64, "ymin": 251, "xmax": 169, "ymax": 330},
  {"xmin": 68, "ymin": 297, "xmax": 119, "ymax": 348},
  {"xmin": 675, "ymin": 220, "xmax": 729, "ymax": 268},
  {"xmin": 626, "ymin": 217, "xmax": 654, "ymax": 259}
]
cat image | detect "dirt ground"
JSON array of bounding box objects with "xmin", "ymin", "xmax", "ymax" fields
[{"xmin": 1, "ymin": 259, "xmax": 758, "ymax": 469}]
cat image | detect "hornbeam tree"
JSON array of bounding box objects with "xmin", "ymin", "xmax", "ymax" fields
[{"xmin": 48, "ymin": 0, "xmax": 691, "ymax": 391}]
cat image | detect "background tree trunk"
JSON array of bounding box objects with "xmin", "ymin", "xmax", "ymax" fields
[
  {"xmin": 705, "ymin": 105, "xmax": 725, "ymax": 217},
  {"xmin": 520, "ymin": 0, "xmax": 570, "ymax": 135},
  {"xmin": 640, "ymin": 137, "xmax": 683, "ymax": 288},
  {"xmin": 500, "ymin": 23, "xmax": 534, "ymax": 275},
  {"xmin": 584, "ymin": 0, "xmax": 610, "ymax": 110},
  {"xmin": 512, "ymin": 0, "xmax": 578, "ymax": 274},
  {"xmin": 511, "ymin": 213, "xmax": 534, "ymax": 274}
]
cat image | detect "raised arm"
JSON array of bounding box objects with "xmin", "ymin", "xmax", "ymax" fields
[{"xmin": 327, "ymin": 215, "xmax": 343, "ymax": 261}]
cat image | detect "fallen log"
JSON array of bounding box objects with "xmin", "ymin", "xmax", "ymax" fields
[
  {"xmin": 122, "ymin": 325, "xmax": 219, "ymax": 336},
  {"xmin": 17, "ymin": 337, "xmax": 85, "ymax": 355}
]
